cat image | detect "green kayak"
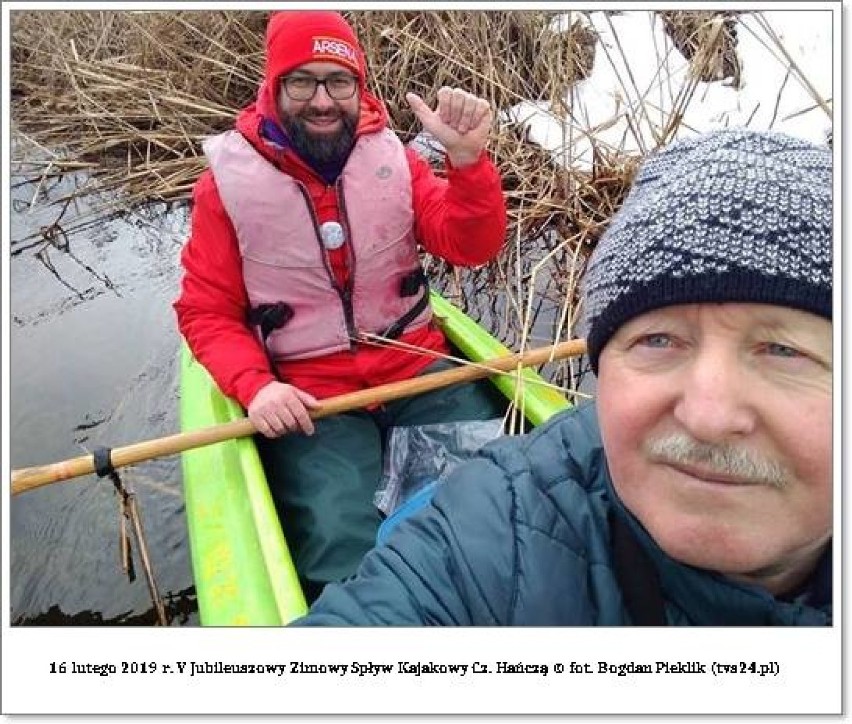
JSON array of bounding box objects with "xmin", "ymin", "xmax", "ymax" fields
[{"xmin": 179, "ymin": 292, "xmax": 572, "ymax": 625}]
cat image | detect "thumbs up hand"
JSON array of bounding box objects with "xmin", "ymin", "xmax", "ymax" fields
[{"xmin": 406, "ymin": 87, "xmax": 493, "ymax": 168}]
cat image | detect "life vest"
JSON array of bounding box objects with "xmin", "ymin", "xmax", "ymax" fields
[{"xmin": 203, "ymin": 129, "xmax": 432, "ymax": 361}]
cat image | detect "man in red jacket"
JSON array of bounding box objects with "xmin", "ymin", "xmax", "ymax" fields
[{"xmin": 174, "ymin": 11, "xmax": 507, "ymax": 601}]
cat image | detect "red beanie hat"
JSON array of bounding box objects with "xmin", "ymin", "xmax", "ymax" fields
[{"xmin": 265, "ymin": 11, "xmax": 367, "ymax": 88}]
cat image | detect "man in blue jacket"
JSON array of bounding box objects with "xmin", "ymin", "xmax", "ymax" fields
[{"xmin": 292, "ymin": 128, "xmax": 833, "ymax": 626}]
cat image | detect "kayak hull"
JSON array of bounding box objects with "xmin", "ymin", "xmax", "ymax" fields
[
  {"xmin": 180, "ymin": 292, "xmax": 571, "ymax": 625},
  {"xmin": 180, "ymin": 351, "xmax": 307, "ymax": 625}
]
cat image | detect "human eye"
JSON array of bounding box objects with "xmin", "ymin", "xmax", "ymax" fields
[
  {"xmin": 755, "ymin": 339, "xmax": 830, "ymax": 377},
  {"xmin": 634, "ymin": 333, "xmax": 675, "ymax": 349},
  {"xmin": 287, "ymin": 76, "xmax": 314, "ymax": 89},
  {"xmin": 763, "ymin": 342, "xmax": 803, "ymax": 359},
  {"xmin": 612, "ymin": 330, "xmax": 683, "ymax": 370},
  {"xmin": 328, "ymin": 74, "xmax": 354, "ymax": 90}
]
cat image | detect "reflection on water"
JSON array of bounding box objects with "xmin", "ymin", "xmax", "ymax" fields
[
  {"xmin": 10, "ymin": 173, "xmax": 199, "ymax": 625},
  {"xmin": 13, "ymin": 586, "xmax": 198, "ymax": 626}
]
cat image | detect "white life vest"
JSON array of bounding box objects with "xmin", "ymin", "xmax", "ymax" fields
[{"xmin": 204, "ymin": 129, "xmax": 432, "ymax": 361}]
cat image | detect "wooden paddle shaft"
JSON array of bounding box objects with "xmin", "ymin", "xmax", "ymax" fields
[{"xmin": 11, "ymin": 338, "xmax": 586, "ymax": 495}]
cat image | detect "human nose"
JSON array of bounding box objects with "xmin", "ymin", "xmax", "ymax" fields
[
  {"xmin": 672, "ymin": 349, "xmax": 757, "ymax": 443},
  {"xmin": 308, "ymin": 82, "xmax": 335, "ymax": 108}
]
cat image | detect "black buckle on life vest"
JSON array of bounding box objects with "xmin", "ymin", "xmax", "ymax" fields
[
  {"xmin": 382, "ymin": 270, "xmax": 429, "ymax": 340},
  {"xmin": 247, "ymin": 302, "xmax": 294, "ymax": 381},
  {"xmin": 248, "ymin": 302, "xmax": 294, "ymax": 341},
  {"xmin": 400, "ymin": 269, "xmax": 424, "ymax": 297}
]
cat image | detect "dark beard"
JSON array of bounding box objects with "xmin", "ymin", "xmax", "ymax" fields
[{"xmin": 282, "ymin": 110, "xmax": 357, "ymax": 169}]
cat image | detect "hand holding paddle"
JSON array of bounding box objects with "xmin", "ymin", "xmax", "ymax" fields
[
  {"xmin": 11, "ymin": 338, "xmax": 586, "ymax": 496},
  {"xmin": 248, "ymin": 381, "xmax": 320, "ymax": 438}
]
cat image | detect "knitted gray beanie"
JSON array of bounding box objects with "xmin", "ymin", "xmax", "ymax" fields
[{"xmin": 582, "ymin": 128, "xmax": 833, "ymax": 372}]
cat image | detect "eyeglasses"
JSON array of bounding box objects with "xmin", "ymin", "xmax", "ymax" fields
[{"xmin": 281, "ymin": 73, "xmax": 358, "ymax": 101}]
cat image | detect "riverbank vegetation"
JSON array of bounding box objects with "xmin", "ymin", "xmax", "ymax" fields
[{"xmin": 10, "ymin": 10, "xmax": 748, "ymax": 391}]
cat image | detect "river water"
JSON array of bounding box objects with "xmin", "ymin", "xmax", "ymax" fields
[{"xmin": 9, "ymin": 174, "xmax": 198, "ymax": 625}]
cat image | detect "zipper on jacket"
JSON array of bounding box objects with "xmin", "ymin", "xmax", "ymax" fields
[
  {"xmin": 334, "ymin": 179, "xmax": 358, "ymax": 344},
  {"xmin": 334, "ymin": 178, "xmax": 357, "ymax": 287},
  {"xmin": 295, "ymin": 181, "xmax": 358, "ymax": 348}
]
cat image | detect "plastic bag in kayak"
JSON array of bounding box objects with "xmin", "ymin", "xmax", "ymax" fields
[{"xmin": 375, "ymin": 418, "xmax": 504, "ymax": 517}]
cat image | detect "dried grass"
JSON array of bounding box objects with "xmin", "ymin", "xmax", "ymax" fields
[{"xmin": 11, "ymin": 10, "xmax": 265, "ymax": 206}]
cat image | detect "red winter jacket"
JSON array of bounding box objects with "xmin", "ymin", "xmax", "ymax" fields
[{"xmin": 174, "ymin": 82, "xmax": 506, "ymax": 407}]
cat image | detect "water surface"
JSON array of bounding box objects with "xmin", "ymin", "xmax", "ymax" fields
[{"xmin": 10, "ymin": 176, "xmax": 197, "ymax": 625}]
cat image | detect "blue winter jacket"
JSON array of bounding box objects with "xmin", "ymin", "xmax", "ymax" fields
[{"xmin": 293, "ymin": 402, "xmax": 832, "ymax": 626}]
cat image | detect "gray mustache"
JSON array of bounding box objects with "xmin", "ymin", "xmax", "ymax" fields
[{"xmin": 644, "ymin": 433, "xmax": 791, "ymax": 489}]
